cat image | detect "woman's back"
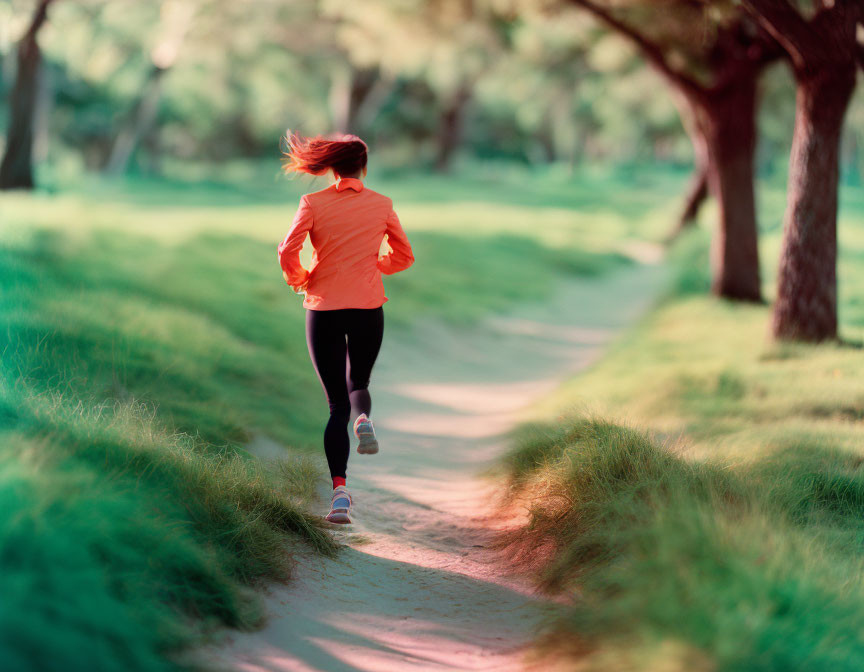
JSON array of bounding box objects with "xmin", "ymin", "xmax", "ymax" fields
[{"xmin": 278, "ymin": 176, "xmax": 414, "ymax": 310}]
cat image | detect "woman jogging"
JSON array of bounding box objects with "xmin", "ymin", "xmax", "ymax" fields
[{"xmin": 277, "ymin": 132, "xmax": 415, "ymax": 524}]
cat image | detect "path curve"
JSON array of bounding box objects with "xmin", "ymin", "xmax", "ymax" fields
[{"xmin": 206, "ymin": 263, "xmax": 665, "ymax": 672}]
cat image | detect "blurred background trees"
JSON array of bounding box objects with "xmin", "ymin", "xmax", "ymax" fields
[
  {"xmin": 1, "ymin": 0, "xmax": 862, "ymax": 341},
  {"xmin": 0, "ymin": 0, "xmax": 732, "ymax": 179},
  {"xmin": 560, "ymin": 0, "xmax": 779, "ymax": 304}
]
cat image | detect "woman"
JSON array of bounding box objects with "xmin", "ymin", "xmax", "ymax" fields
[{"xmin": 277, "ymin": 132, "xmax": 414, "ymax": 524}]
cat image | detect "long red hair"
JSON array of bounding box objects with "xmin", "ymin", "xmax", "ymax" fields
[{"xmin": 282, "ymin": 131, "xmax": 368, "ymax": 177}]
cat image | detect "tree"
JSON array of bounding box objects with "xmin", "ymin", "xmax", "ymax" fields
[
  {"xmin": 565, "ymin": 0, "xmax": 780, "ymax": 301},
  {"xmin": 328, "ymin": 64, "xmax": 395, "ymax": 135},
  {"xmin": 0, "ymin": 0, "xmax": 55, "ymax": 190},
  {"xmin": 741, "ymin": 0, "xmax": 863, "ymax": 341},
  {"xmin": 665, "ymin": 161, "xmax": 709, "ymax": 242},
  {"xmin": 328, "ymin": 0, "xmax": 508, "ymax": 172},
  {"xmin": 434, "ymin": 80, "xmax": 474, "ymax": 171},
  {"xmin": 664, "ymin": 99, "xmax": 710, "ymax": 242},
  {"xmin": 104, "ymin": 0, "xmax": 195, "ymax": 175},
  {"xmin": 494, "ymin": 14, "xmax": 597, "ymax": 168}
]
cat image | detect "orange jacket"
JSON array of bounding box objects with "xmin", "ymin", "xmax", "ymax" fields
[{"xmin": 277, "ymin": 177, "xmax": 415, "ymax": 310}]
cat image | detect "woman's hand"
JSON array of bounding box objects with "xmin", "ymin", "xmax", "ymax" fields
[
  {"xmin": 287, "ymin": 269, "xmax": 310, "ymax": 295},
  {"xmin": 281, "ymin": 270, "xmax": 306, "ymax": 294}
]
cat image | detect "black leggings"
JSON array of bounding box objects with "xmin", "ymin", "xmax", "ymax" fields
[{"xmin": 305, "ymin": 306, "xmax": 384, "ymax": 479}]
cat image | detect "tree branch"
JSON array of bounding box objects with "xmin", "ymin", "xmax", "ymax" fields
[
  {"xmin": 566, "ymin": 0, "xmax": 704, "ymax": 96},
  {"xmin": 740, "ymin": 0, "xmax": 812, "ymax": 70},
  {"xmin": 24, "ymin": 0, "xmax": 55, "ymax": 43},
  {"xmin": 850, "ymin": 2, "xmax": 864, "ymax": 70}
]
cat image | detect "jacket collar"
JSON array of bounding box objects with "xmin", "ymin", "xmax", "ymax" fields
[{"xmin": 335, "ymin": 177, "xmax": 364, "ymax": 193}]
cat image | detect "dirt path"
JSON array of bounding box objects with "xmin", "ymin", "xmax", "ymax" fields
[{"xmin": 207, "ymin": 262, "xmax": 665, "ymax": 672}]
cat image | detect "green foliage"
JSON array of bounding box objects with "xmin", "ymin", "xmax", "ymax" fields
[{"xmin": 3, "ymin": 0, "xmax": 864, "ymax": 176}]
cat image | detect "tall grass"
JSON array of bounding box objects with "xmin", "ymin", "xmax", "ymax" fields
[
  {"xmin": 0, "ymin": 370, "xmax": 337, "ymax": 672},
  {"xmin": 1, "ymin": 232, "xmax": 331, "ymax": 671},
  {"xmin": 0, "ymin": 169, "xmax": 676, "ymax": 670},
  {"xmin": 499, "ymin": 183, "xmax": 864, "ymax": 670},
  {"xmin": 504, "ymin": 418, "xmax": 864, "ymax": 670}
]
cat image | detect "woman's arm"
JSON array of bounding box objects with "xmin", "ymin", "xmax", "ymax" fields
[
  {"xmin": 377, "ymin": 207, "xmax": 414, "ymax": 275},
  {"xmin": 277, "ymin": 195, "xmax": 313, "ymax": 290}
]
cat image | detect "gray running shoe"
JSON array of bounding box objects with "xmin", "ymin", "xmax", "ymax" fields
[
  {"xmin": 354, "ymin": 413, "xmax": 379, "ymax": 455},
  {"xmin": 325, "ymin": 486, "xmax": 353, "ymax": 524}
]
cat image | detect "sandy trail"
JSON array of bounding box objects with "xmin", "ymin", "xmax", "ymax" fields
[{"xmin": 207, "ymin": 263, "xmax": 664, "ymax": 672}]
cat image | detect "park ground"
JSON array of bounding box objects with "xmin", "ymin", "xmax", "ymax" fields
[
  {"xmin": 499, "ymin": 185, "xmax": 864, "ymax": 668},
  {"xmin": 2, "ymin": 163, "xmax": 863, "ymax": 670}
]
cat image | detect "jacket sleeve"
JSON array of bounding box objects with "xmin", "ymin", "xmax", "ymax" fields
[
  {"xmin": 277, "ymin": 195, "xmax": 313, "ymax": 289},
  {"xmin": 377, "ymin": 207, "xmax": 415, "ymax": 275}
]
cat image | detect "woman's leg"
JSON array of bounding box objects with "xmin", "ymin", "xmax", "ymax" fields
[
  {"xmin": 305, "ymin": 309, "xmax": 351, "ymax": 484},
  {"xmin": 345, "ymin": 306, "xmax": 385, "ymax": 418}
]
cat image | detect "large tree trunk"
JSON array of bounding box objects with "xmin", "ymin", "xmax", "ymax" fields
[
  {"xmin": 772, "ymin": 65, "xmax": 857, "ymax": 341},
  {"xmin": 693, "ymin": 73, "xmax": 762, "ymax": 302},
  {"xmin": 562, "ymin": 1, "xmax": 771, "ymax": 292},
  {"xmin": 434, "ymin": 84, "xmax": 472, "ymax": 173},
  {"xmin": 0, "ymin": 0, "xmax": 54, "ymax": 190}
]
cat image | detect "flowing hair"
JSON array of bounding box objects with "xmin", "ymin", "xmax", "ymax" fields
[{"xmin": 281, "ymin": 131, "xmax": 368, "ymax": 177}]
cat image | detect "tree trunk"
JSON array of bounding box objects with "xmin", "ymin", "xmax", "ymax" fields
[
  {"xmin": 434, "ymin": 84, "xmax": 472, "ymax": 173},
  {"xmin": 664, "ymin": 88, "xmax": 710, "ymax": 243},
  {"xmin": 772, "ymin": 65, "xmax": 857, "ymax": 341},
  {"xmin": 328, "ymin": 67, "xmax": 352, "ymax": 133},
  {"xmin": 681, "ymin": 163, "xmax": 709, "ymax": 225},
  {"xmin": 33, "ymin": 61, "xmax": 53, "ymax": 164},
  {"xmin": 664, "ymin": 157, "xmax": 709, "ymax": 243},
  {"xmin": 105, "ymin": 65, "xmax": 166, "ymax": 175},
  {"xmin": 330, "ymin": 66, "xmax": 379, "ymax": 134},
  {"xmin": 354, "ymin": 75, "xmax": 392, "ymax": 132},
  {"xmin": 105, "ymin": 0, "xmax": 193, "ymax": 175},
  {"xmin": 0, "ymin": 0, "xmax": 54, "ymax": 190},
  {"xmin": 537, "ymin": 105, "xmax": 558, "ymax": 163},
  {"xmin": 694, "ymin": 74, "xmax": 762, "ymax": 302}
]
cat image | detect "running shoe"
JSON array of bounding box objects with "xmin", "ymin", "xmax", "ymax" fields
[
  {"xmin": 353, "ymin": 413, "xmax": 379, "ymax": 455},
  {"xmin": 325, "ymin": 485, "xmax": 353, "ymax": 524}
]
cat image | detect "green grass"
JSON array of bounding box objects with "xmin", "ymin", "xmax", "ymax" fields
[
  {"xmin": 0, "ymin": 372, "xmax": 337, "ymax": 672},
  {"xmin": 504, "ymin": 419, "xmax": 864, "ymax": 671},
  {"xmin": 500, "ymin": 184, "xmax": 864, "ymax": 670},
  {"xmin": 0, "ymin": 166, "xmax": 675, "ymax": 670},
  {"xmin": 1, "ymin": 167, "xmax": 651, "ymax": 448}
]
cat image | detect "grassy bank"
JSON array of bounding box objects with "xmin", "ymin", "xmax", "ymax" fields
[
  {"xmin": 500, "ymin": 189, "xmax": 864, "ymax": 670},
  {"xmin": 0, "ymin": 167, "xmax": 672, "ymax": 670}
]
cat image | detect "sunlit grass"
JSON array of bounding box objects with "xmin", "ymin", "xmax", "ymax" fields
[
  {"xmin": 0, "ymin": 371, "xmax": 336, "ymax": 672},
  {"xmin": 0, "ymin": 167, "xmax": 678, "ymax": 670},
  {"xmin": 532, "ymin": 224, "xmax": 864, "ymax": 459},
  {"xmin": 501, "ymin": 186, "xmax": 864, "ymax": 670},
  {"xmin": 503, "ymin": 419, "xmax": 864, "ymax": 671}
]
